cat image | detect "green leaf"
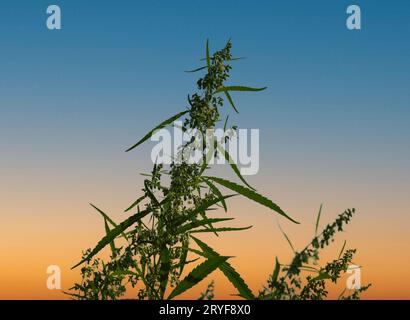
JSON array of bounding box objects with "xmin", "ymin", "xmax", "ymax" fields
[
  {"xmin": 167, "ymin": 256, "xmax": 229, "ymax": 299},
  {"xmin": 159, "ymin": 246, "xmax": 171, "ymax": 298},
  {"xmin": 178, "ymin": 240, "xmax": 189, "ymax": 276},
  {"xmin": 205, "ymin": 176, "xmax": 299, "ymax": 224},
  {"xmin": 229, "ymin": 57, "xmax": 246, "ymax": 61},
  {"xmin": 271, "ymin": 257, "xmax": 280, "ymax": 284},
  {"xmin": 177, "ymin": 195, "xmax": 236, "ymax": 226},
  {"xmin": 312, "ymin": 272, "xmax": 332, "ymax": 281},
  {"xmin": 199, "ymin": 56, "xmax": 245, "ymax": 62},
  {"xmin": 72, "ymin": 208, "xmax": 151, "ymax": 269},
  {"xmin": 144, "ymin": 180, "xmax": 160, "ymax": 207},
  {"xmin": 205, "ymin": 39, "xmax": 211, "ymax": 71},
  {"xmin": 185, "ymin": 66, "xmax": 207, "ymax": 73},
  {"xmin": 216, "ymin": 144, "xmax": 254, "ymax": 190},
  {"xmin": 223, "ymin": 115, "xmax": 229, "ymax": 132},
  {"xmin": 278, "ymin": 222, "xmax": 296, "ymax": 253},
  {"xmin": 104, "ymin": 218, "xmax": 117, "ymax": 257},
  {"xmin": 125, "ymin": 110, "xmax": 189, "ymax": 152},
  {"xmin": 215, "ymin": 86, "xmax": 267, "ymax": 94},
  {"xmin": 176, "ymin": 218, "xmax": 234, "ymax": 234},
  {"xmin": 338, "ymin": 240, "xmax": 347, "ymax": 259},
  {"xmin": 315, "ymin": 204, "xmax": 323, "ymax": 236},
  {"xmin": 189, "ymin": 226, "xmax": 252, "ymax": 234},
  {"xmin": 124, "ymin": 195, "xmax": 145, "ymax": 212},
  {"xmin": 191, "ymin": 236, "xmax": 254, "ymax": 300},
  {"xmin": 202, "ymin": 178, "xmax": 227, "ymax": 212},
  {"xmin": 199, "ymin": 133, "xmax": 215, "ymax": 175},
  {"xmin": 224, "ymin": 91, "xmax": 239, "ymax": 113},
  {"xmin": 90, "ymin": 204, "xmax": 128, "ymax": 240}
]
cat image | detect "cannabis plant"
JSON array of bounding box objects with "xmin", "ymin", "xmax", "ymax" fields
[
  {"xmin": 258, "ymin": 206, "xmax": 371, "ymax": 300},
  {"xmin": 70, "ymin": 40, "xmax": 369, "ymax": 300}
]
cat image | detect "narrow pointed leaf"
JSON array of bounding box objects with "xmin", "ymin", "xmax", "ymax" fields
[
  {"xmin": 216, "ymin": 144, "xmax": 254, "ymax": 190},
  {"xmin": 159, "ymin": 246, "xmax": 171, "ymax": 298},
  {"xmin": 191, "ymin": 236, "xmax": 254, "ymax": 299},
  {"xmin": 167, "ymin": 256, "xmax": 229, "ymax": 299},
  {"xmin": 72, "ymin": 208, "xmax": 151, "ymax": 269},
  {"xmin": 126, "ymin": 110, "xmax": 189, "ymax": 152},
  {"xmin": 312, "ymin": 272, "xmax": 332, "ymax": 281},
  {"xmin": 176, "ymin": 218, "xmax": 234, "ymax": 234},
  {"xmin": 272, "ymin": 257, "xmax": 280, "ymax": 284},
  {"xmin": 338, "ymin": 240, "xmax": 347, "ymax": 259},
  {"xmin": 205, "ymin": 176, "xmax": 299, "ymax": 224},
  {"xmin": 124, "ymin": 195, "xmax": 145, "ymax": 212},
  {"xmin": 224, "ymin": 91, "xmax": 239, "ymax": 113},
  {"xmin": 205, "ymin": 39, "xmax": 211, "ymax": 71},
  {"xmin": 185, "ymin": 66, "xmax": 207, "ymax": 73},
  {"xmin": 202, "ymin": 178, "xmax": 227, "ymax": 212},
  {"xmin": 223, "ymin": 115, "xmax": 229, "ymax": 132},
  {"xmin": 90, "ymin": 204, "xmax": 128, "ymax": 240},
  {"xmin": 179, "ymin": 240, "xmax": 189, "ymax": 276},
  {"xmin": 189, "ymin": 226, "xmax": 252, "ymax": 233},
  {"xmin": 215, "ymin": 86, "xmax": 267, "ymax": 94},
  {"xmin": 278, "ymin": 222, "xmax": 296, "ymax": 253},
  {"xmin": 144, "ymin": 180, "xmax": 160, "ymax": 207},
  {"xmin": 315, "ymin": 204, "xmax": 323, "ymax": 236},
  {"xmin": 177, "ymin": 195, "xmax": 235, "ymax": 226},
  {"xmin": 104, "ymin": 218, "xmax": 117, "ymax": 257}
]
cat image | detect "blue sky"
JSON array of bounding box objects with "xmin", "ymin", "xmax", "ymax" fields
[{"xmin": 1, "ymin": 0, "xmax": 409, "ymax": 202}]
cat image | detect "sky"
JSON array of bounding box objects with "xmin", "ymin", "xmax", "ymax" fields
[{"xmin": 0, "ymin": 0, "xmax": 409, "ymax": 299}]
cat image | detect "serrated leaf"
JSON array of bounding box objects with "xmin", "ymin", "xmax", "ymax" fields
[
  {"xmin": 179, "ymin": 240, "xmax": 189, "ymax": 276},
  {"xmin": 104, "ymin": 218, "xmax": 117, "ymax": 257},
  {"xmin": 278, "ymin": 222, "xmax": 296, "ymax": 253},
  {"xmin": 159, "ymin": 246, "xmax": 171, "ymax": 298},
  {"xmin": 205, "ymin": 176, "xmax": 299, "ymax": 224},
  {"xmin": 124, "ymin": 195, "xmax": 145, "ymax": 212},
  {"xmin": 144, "ymin": 180, "xmax": 160, "ymax": 207},
  {"xmin": 312, "ymin": 272, "xmax": 332, "ymax": 281},
  {"xmin": 202, "ymin": 178, "xmax": 227, "ymax": 212},
  {"xmin": 176, "ymin": 218, "xmax": 234, "ymax": 234},
  {"xmin": 177, "ymin": 195, "xmax": 235, "ymax": 226},
  {"xmin": 167, "ymin": 256, "xmax": 229, "ymax": 299},
  {"xmin": 191, "ymin": 236, "xmax": 254, "ymax": 299},
  {"xmin": 72, "ymin": 208, "xmax": 151, "ymax": 269},
  {"xmin": 216, "ymin": 144, "xmax": 254, "ymax": 190},
  {"xmin": 272, "ymin": 257, "xmax": 280, "ymax": 284},
  {"xmin": 189, "ymin": 226, "xmax": 252, "ymax": 233},
  {"xmin": 315, "ymin": 204, "xmax": 323, "ymax": 236},
  {"xmin": 185, "ymin": 66, "xmax": 207, "ymax": 73},
  {"xmin": 215, "ymin": 86, "xmax": 267, "ymax": 94},
  {"xmin": 90, "ymin": 204, "xmax": 128, "ymax": 240},
  {"xmin": 205, "ymin": 39, "xmax": 211, "ymax": 71},
  {"xmin": 338, "ymin": 240, "xmax": 347, "ymax": 259},
  {"xmin": 125, "ymin": 110, "xmax": 189, "ymax": 152},
  {"xmin": 223, "ymin": 115, "xmax": 229, "ymax": 132},
  {"xmin": 224, "ymin": 91, "xmax": 239, "ymax": 113}
]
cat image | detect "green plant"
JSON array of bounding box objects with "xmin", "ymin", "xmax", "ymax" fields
[
  {"xmin": 70, "ymin": 40, "xmax": 297, "ymax": 300},
  {"xmin": 69, "ymin": 40, "xmax": 369, "ymax": 300},
  {"xmin": 258, "ymin": 207, "xmax": 371, "ymax": 300}
]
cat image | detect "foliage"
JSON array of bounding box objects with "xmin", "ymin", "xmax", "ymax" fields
[
  {"xmin": 69, "ymin": 40, "xmax": 369, "ymax": 300},
  {"xmin": 258, "ymin": 208, "xmax": 371, "ymax": 300}
]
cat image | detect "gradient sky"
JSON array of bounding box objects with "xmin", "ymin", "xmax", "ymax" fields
[{"xmin": 0, "ymin": 0, "xmax": 409, "ymax": 299}]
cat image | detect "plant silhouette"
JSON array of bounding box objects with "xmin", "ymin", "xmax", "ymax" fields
[{"xmin": 70, "ymin": 40, "xmax": 369, "ymax": 300}]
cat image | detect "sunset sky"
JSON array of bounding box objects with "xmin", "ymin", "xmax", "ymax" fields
[{"xmin": 1, "ymin": 0, "xmax": 409, "ymax": 299}]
